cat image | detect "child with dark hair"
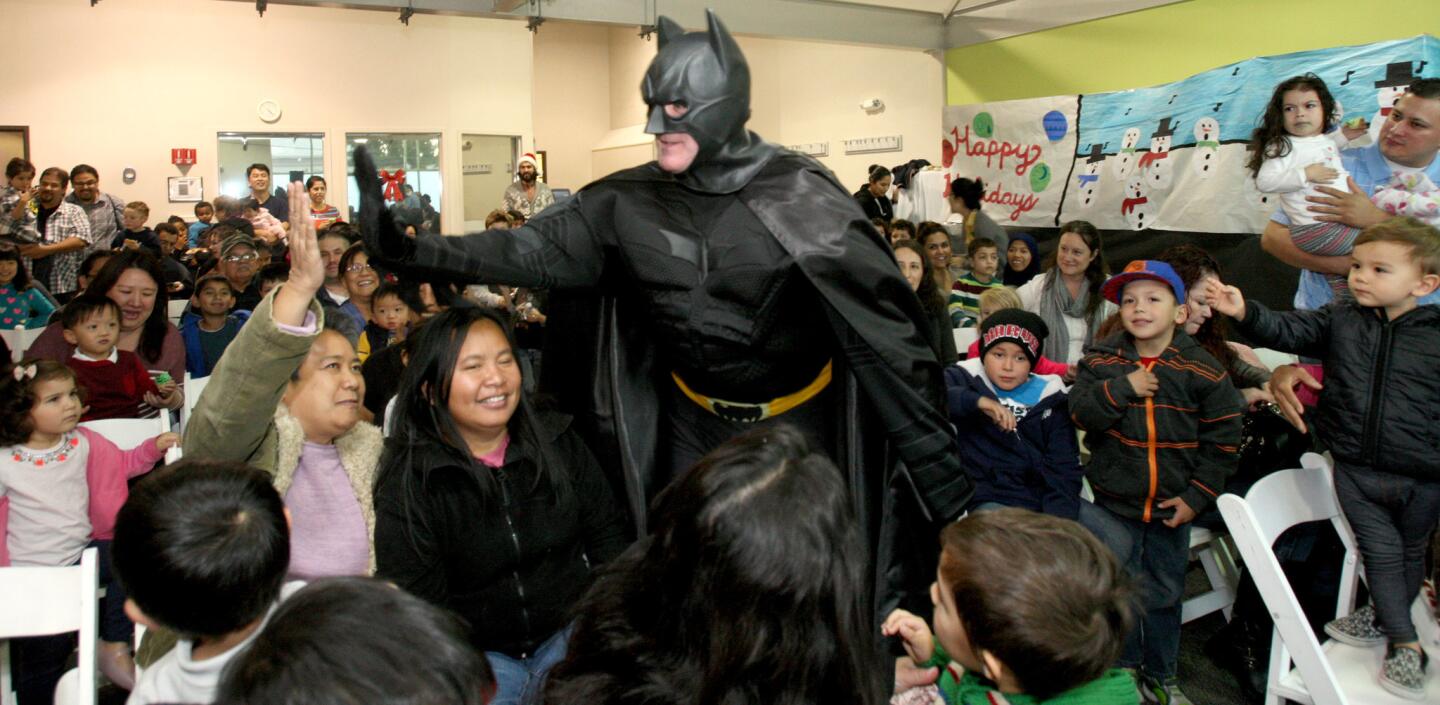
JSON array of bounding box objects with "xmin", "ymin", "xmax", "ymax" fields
[
  {"xmin": 113, "ymin": 460, "xmax": 302, "ymax": 705},
  {"xmin": 255, "ymin": 262, "xmax": 289, "ymax": 299},
  {"xmin": 242, "ymin": 197, "xmax": 286, "ymax": 245},
  {"xmin": 889, "ymin": 218, "xmax": 916, "ymax": 244},
  {"xmin": 215, "ymin": 577, "xmax": 496, "ymax": 705},
  {"xmin": 1247, "ymin": 74, "xmax": 1434, "ymax": 298},
  {"xmin": 60, "ymin": 294, "xmax": 177, "ymax": 419},
  {"xmin": 1070, "ymin": 261, "xmax": 1242, "ymax": 704},
  {"xmin": 371, "ymin": 282, "xmax": 415, "ymax": 345},
  {"xmin": 944, "ymin": 309, "xmax": 1083, "ymax": 519},
  {"xmin": 0, "ymin": 246, "xmax": 56, "ymax": 328},
  {"xmin": 188, "ymin": 201, "xmax": 215, "ymax": 249},
  {"xmin": 181, "ymin": 274, "xmax": 247, "ymax": 378},
  {"xmin": 949, "ymin": 236, "xmax": 1004, "ymax": 328},
  {"xmin": 885, "ymin": 508, "xmax": 1138, "ymax": 705},
  {"xmin": 1, "ymin": 359, "xmax": 179, "ymax": 700},
  {"xmin": 543, "ymin": 424, "xmax": 885, "ymax": 705}
]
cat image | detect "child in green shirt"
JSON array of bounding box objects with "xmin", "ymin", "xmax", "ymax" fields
[{"xmin": 884, "ymin": 508, "xmax": 1140, "ymax": 705}]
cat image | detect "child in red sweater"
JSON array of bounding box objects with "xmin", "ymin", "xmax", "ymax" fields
[{"xmin": 60, "ymin": 295, "xmax": 178, "ymax": 420}]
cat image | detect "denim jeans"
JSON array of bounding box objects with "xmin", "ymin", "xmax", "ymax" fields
[
  {"xmin": 1333, "ymin": 463, "xmax": 1440, "ymax": 644},
  {"xmin": 1079, "ymin": 501, "xmax": 1191, "ymax": 680},
  {"xmin": 485, "ymin": 625, "xmax": 573, "ymax": 705}
]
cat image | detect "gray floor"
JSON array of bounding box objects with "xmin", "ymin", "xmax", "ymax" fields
[{"xmin": 1178, "ymin": 564, "xmax": 1254, "ymax": 705}]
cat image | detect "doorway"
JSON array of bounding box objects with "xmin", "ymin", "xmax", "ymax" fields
[{"xmin": 461, "ymin": 134, "xmax": 520, "ymax": 232}]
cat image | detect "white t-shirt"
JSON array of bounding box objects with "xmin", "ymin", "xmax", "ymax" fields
[
  {"xmin": 1255, "ymin": 132, "xmax": 1355, "ymax": 227},
  {"xmin": 1, "ymin": 433, "xmax": 92, "ymax": 567},
  {"xmin": 127, "ymin": 581, "xmax": 306, "ymax": 705},
  {"xmin": 1016, "ymin": 276, "xmax": 1115, "ymax": 366}
]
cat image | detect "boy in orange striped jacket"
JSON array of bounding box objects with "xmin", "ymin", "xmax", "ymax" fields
[{"xmin": 1069, "ymin": 260, "xmax": 1242, "ymax": 705}]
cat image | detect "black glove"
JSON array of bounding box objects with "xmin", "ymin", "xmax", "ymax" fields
[{"xmin": 354, "ymin": 145, "xmax": 416, "ymax": 263}]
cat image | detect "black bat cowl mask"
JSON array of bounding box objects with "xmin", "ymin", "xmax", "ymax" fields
[{"xmin": 641, "ymin": 10, "xmax": 778, "ymax": 194}]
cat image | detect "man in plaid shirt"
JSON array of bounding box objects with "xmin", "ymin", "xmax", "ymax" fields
[{"xmin": 1, "ymin": 167, "xmax": 95, "ymax": 298}]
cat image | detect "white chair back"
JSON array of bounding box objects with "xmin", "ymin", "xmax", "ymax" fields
[
  {"xmin": 0, "ymin": 547, "xmax": 98, "ymax": 705},
  {"xmin": 180, "ymin": 372, "xmax": 210, "ymax": 434},
  {"xmin": 1217, "ymin": 453, "xmax": 1440, "ymax": 704},
  {"xmin": 953, "ymin": 328, "xmax": 979, "ymax": 357},
  {"xmin": 78, "ymin": 415, "xmax": 172, "ymax": 451},
  {"xmin": 166, "ymin": 298, "xmax": 188, "ymax": 325},
  {"xmin": 0, "ymin": 327, "xmax": 40, "ymax": 363},
  {"xmin": 1253, "ymin": 347, "xmax": 1300, "ymax": 372}
]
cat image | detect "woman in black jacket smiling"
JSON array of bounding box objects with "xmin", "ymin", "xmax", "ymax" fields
[{"xmin": 374, "ymin": 305, "xmax": 627, "ymax": 705}]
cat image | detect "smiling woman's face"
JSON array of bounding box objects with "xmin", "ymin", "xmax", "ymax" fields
[{"xmin": 282, "ymin": 330, "xmax": 364, "ymax": 444}]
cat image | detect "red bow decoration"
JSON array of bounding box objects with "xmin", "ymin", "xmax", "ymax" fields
[{"xmin": 380, "ymin": 169, "xmax": 407, "ymax": 203}]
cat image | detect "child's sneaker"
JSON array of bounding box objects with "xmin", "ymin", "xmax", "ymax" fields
[
  {"xmin": 1379, "ymin": 645, "xmax": 1428, "ymax": 701},
  {"xmin": 1324, "ymin": 604, "xmax": 1387, "ymax": 647},
  {"xmin": 1141, "ymin": 675, "xmax": 1195, "ymax": 705}
]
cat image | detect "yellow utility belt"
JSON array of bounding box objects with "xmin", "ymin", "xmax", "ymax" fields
[{"xmin": 672, "ymin": 361, "xmax": 832, "ymax": 423}]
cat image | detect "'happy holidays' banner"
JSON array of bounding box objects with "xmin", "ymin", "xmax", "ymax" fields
[{"xmin": 941, "ymin": 35, "xmax": 1438, "ymax": 233}]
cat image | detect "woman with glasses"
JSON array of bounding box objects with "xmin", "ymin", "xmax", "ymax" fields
[{"xmin": 336, "ymin": 243, "xmax": 387, "ymax": 361}]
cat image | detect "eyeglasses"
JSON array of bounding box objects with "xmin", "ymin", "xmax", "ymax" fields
[
  {"xmin": 345, "ymin": 263, "xmax": 374, "ymax": 274},
  {"xmin": 223, "ymin": 253, "xmax": 258, "ymax": 263}
]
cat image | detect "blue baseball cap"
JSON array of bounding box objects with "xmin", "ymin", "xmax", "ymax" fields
[{"xmin": 1101, "ymin": 260, "xmax": 1186, "ymax": 304}]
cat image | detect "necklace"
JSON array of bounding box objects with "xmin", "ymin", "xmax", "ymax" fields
[{"xmin": 12, "ymin": 433, "xmax": 81, "ymax": 467}]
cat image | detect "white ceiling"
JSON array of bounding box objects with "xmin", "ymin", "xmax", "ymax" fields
[{"xmin": 821, "ymin": 0, "xmax": 1024, "ymax": 16}]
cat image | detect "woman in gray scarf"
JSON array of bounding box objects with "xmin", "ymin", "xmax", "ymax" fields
[{"xmin": 1015, "ymin": 220, "xmax": 1113, "ymax": 368}]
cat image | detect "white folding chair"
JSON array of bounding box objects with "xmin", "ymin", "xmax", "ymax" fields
[
  {"xmin": 0, "ymin": 327, "xmax": 40, "ymax": 363},
  {"xmin": 180, "ymin": 372, "xmax": 210, "ymax": 435},
  {"xmin": 1181, "ymin": 526, "xmax": 1241, "ymax": 623},
  {"xmin": 953, "ymin": 327, "xmax": 979, "ymax": 358},
  {"xmin": 1219, "ymin": 452, "xmax": 1440, "ymax": 704},
  {"xmin": 0, "ymin": 547, "xmax": 99, "ymax": 705},
  {"xmin": 78, "ymin": 415, "xmax": 172, "ymax": 451},
  {"xmin": 166, "ymin": 299, "xmax": 188, "ymax": 325},
  {"xmin": 1253, "ymin": 347, "xmax": 1299, "ymax": 372}
]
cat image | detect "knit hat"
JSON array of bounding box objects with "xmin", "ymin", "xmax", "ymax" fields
[
  {"xmin": 219, "ymin": 232, "xmax": 257, "ymax": 260},
  {"xmin": 979, "ymin": 308, "xmax": 1048, "ymax": 367},
  {"xmin": 1100, "ymin": 260, "xmax": 1186, "ymax": 304}
]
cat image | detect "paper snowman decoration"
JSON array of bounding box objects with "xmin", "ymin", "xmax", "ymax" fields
[
  {"xmin": 1192, "ymin": 117, "xmax": 1221, "ymax": 179},
  {"xmin": 1371, "ymin": 62, "xmax": 1416, "ymax": 140},
  {"xmin": 1241, "ymin": 144, "xmax": 1273, "ymax": 211},
  {"xmin": 1121, "ymin": 177, "xmax": 1154, "ymax": 231},
  {"xmin": 1111, "ymin": 127, "xmax": 1142, "ymax": 178},
  {"xmin": 1139, "ymin": 117, "xmax": 1177, "ymax": 190},
  {"xmin": 1076, "ymin": 143, "xmax": 1106, "ymax": 209}
]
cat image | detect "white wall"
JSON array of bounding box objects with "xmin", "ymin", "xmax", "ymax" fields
[
  {"xmin": 540, "ymin": 25, "xmax": 944, "ymax": 192},
  {"xmin": 532, "ymin": 21, "xmax": 613, "ymax": 191},
  {"xmin": 0, "ymin": 0, "xmax": 534, "ymax": 234}
]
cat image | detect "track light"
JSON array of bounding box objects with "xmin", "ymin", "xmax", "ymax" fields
[
  {"xmin": 256, "ymin": 0, "xmax": 267, "ymax": 17},
  {"xmin": 399, "ymin": 6, "xmax": 414, "ymax": 25},
  {"xmin": 639, "ymin": 25, "xmax": 655, "ymax": 41},
  {"xmin": 527, "ymin": 16, "xmax": 545, "ymax": 33}
]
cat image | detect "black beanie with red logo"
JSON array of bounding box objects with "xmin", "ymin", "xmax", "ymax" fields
[{"xmin": 978, "ymin": 308, "xmax": 1049, "ymax": 367}]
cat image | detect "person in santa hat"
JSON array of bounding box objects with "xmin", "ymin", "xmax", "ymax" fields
[{"xmin": 502, "ymin": 153, "xmax": 554, "ymax": 219}]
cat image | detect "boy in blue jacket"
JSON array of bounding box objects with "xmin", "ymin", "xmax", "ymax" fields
[{"xmin": 944, "ymin": 308, "xmax": 1083, "ymax": 519}]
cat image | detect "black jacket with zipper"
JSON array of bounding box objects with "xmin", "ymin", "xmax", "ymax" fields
[
  {"xmin": 1238, "ymin": 300, "xmax": 1440, "ymax": 478},
  {"xmin": 1070, "ymin": 330, "xmax": 1243, "ymax": 522},
  {"xmin": 374, "ymin": 409, "xmax": 629, "ymax": 657}
]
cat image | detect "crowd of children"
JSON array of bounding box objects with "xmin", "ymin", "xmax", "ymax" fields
[{"xmin": 1, "ymin": 71, "xmax": 1439, "ymax": 705}]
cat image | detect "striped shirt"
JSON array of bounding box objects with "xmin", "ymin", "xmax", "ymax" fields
[
  {"xmin": 2, "ymin": 201, "xmax": 95, "ymax": 294},
  {"xmin": 65, "ymin": 192, "xmax": 126, "ymax": 258},
  {"xmin": 309, "ymin": 205, "xmax": 341, "ymax": 230}
]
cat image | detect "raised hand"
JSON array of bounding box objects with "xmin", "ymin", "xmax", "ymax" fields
[
  {"xmin": 353, "ymin": 146, "xmax": 414, "ymax": 262},
  {"xmin": 269, "ymin": 181, "xmax": 324, "ymax": 328},
  {"xmin": 1203, "ymin": 280, "xmax": 1246, "ymax": 320}
]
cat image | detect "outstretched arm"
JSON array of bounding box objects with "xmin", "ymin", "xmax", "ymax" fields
[{"xmin": 354, "ymin": 146, "xmax": 605, "ymax": 289}]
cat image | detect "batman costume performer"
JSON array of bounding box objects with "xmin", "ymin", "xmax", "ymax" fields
[{"xmin": 355, "ymin": 11, "xmax": 970, "ymax": 618}]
